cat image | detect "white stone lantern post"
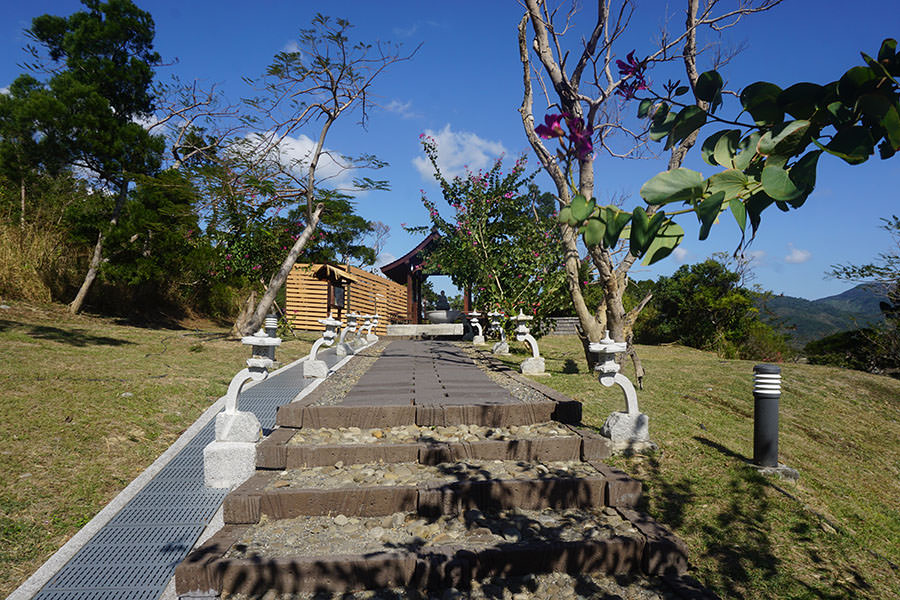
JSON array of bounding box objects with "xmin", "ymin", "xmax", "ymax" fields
[
  {"xmin": 366, "ymin": 314, "xmax": 380, "ymax": 342},
  {"xmin": 203, "ymin": 324, "xmax": 281, "ymax": 489},
  {"xmin": 337, "ymin": 313, "xmax": 360, "ymax": 356},
  {"xmin": 301, "ymin": 315, "xmax": 342, "ymax": 378},
  {"xmin": 468, "ymin": 312, "xmax": 485, "ymax": 345},
  {"xmin": 589, "ymin": 330, "xmax": 649, "ymax": 444},
  {"xmin": 514, "ymin": 310, "xmax": 545, "ymax": 375},
  {"xmin": 488, "ymin": 310, "xmax": 509, "ymax": 355}
]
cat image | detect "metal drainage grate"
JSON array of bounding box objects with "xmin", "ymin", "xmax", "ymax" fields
[{"xmin": 34, "ymin": 357, "xmax": 326, "ymax": 599}]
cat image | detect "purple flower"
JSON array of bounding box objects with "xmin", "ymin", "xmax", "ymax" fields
[
  {"xmin": 563, "ymin": 114, "xmax": 594, "ymax": 160},
  {"xmin": 615, "ymin": 50, "xmax": 649, "ymax": 99},
  {"xmin": 534, "ymin": 113, "xmax": 566, "ymax": 139}
]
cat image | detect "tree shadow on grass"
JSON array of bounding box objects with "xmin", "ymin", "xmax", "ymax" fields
[
  {"xmin": 686, "ymin": 435, "xmax": 872, "ymax": 599},
  {"xmin": 0, "ymin": 319, "xmax": 134, "ymax": 347}
]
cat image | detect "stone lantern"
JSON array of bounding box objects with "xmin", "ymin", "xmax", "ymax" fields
[
  {"xmin": 337, "ymin": 313, "xmax": 360, "ymax": 356},
  {"xmin": 514, "ymin": 310, "xmax": 545, "ymax": 375},
  {"xmin": 487, "ymin": 310, "xmax": 509, "ymax": 355},
  {"xmin": 203, "ymin": 322, "xmax": 282, "ymax": 489},
  {"xmin": 589, "ymin": 330, "xmax": 649, "ymax": 445},
  {"xmin": 467, "ymin": 312, "xmax": 485, "ymax": 344},
  {"xmin": 301, "ymin": 315, "xmax": 342, "ymax": 378}
]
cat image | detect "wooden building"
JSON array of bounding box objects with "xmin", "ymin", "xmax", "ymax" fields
[{"xmin": 284, "ymin": 263, "xmax": 406, "ymax": 335}]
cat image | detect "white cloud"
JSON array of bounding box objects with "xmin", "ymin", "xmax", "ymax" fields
[
  {"xmin": 385, "ymin": 99, "xmax": 419, "ymax": 119},
  {"xmin": 375, "ymin": 251, "xmax": 397, "ymax": 268},
  {"xmin": 412, "ymin": 124, "xmax": 507, "ymax": 181},
  {"xmin": 784, "ymin": 243, "xmax": 811, "ymax": 264},
  {"xmin": 0, "ymin": 87, "xmax": 9, "ymax": 96},
  {"xmin": 275, "ymin": 133, "xmax": 355, "ymax": 189},
  {"xmin": 282, "ymin": 40, "xmax": 300, "ymax": 53},
  {"xmin": 745, "ymin": 249, "xmax": 767, "ymax": 267},
  {"xmin": 393, "ymin": 24, "xmax": 419, "ymax": 37},
  {"xmin": 672, "ymin": 247, "xmax": 690, "ymax": 263}
]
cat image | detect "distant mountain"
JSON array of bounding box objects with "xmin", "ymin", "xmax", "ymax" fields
[{"xmin": 758, "ymin": 284, "xmax": 886, "ymax": 347}]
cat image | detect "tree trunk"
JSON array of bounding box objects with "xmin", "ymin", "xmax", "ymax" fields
[
  {"xmin": 234, "ymin": 203, "xmax": 325, "ymax": 336},
  {"xmin": 230, "ymin": 289, "xmax": 257, "ymax": 338},
  {"xmin": 68, "ymin": 230, "xmax": 104, "ymax": 314},
  {"xmin": 20, "ymin": 177, "xmax": 26, "ymax": 228},
  {"xmin": 68, "ymin": 181, "xmax": 128, "ymax": 315}
]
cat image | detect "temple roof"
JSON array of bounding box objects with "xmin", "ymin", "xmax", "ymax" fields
[{"xmin": 380, "ymin": 229, "xmax": 441, "ymax": 284}]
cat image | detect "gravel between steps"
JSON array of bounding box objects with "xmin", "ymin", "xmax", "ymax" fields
[
  {"xmin": 265, "ymin": 459, "xmax": 600, "ymax": 490},
  {"xmin": 287, "ymin": 422, "xmax": 575, "ymax": 446}
]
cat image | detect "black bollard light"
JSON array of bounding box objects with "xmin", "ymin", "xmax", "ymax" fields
[{"xmin": 753, "ymin": 364, "xmax": 782, "ymax": 467}]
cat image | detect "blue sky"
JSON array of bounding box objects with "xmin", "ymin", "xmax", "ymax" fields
[{"xmin": 2, "ymin": 1, "xmax": 898, "ymax": 300}]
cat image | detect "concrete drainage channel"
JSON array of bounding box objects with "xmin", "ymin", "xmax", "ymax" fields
[{"xmin": 8, "ymin": 345, "xmax": 361, "ymax": 600}]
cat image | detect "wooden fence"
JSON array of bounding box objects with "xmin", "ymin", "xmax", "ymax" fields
[{"xmin": 284, "ymin": 263, "xmax": 407, "ymax": 335}]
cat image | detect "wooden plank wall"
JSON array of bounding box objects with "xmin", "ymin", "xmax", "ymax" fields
[{"xmin": 285, "ymin": 263, "xmax": 407, "ymax": 335}]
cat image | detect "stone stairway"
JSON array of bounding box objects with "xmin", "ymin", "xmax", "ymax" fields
[{"xmin": 174, "ymin": 341, "xmax": 691, "ymax": 598}]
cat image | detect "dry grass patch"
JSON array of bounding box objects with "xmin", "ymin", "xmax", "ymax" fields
[
  {"xmin": 0, "ymin": 301, "xmax": 316, "ymax": 595},
  {"xmin": 496, "ymin": 335, "xmax": 900, "ymax": 600}
]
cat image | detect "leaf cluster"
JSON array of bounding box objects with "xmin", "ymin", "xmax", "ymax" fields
[{"xmin": 561, "ymin": 39, "xmax": 900, "ymax": 262}]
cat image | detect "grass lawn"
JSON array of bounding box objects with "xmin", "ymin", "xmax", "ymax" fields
[
  {"xmin": 494, "ymin": 336, "xmax": 900, "ymax": 600},
  {"xmin": 0, "ymin": 301, "xmax": 316, "ymax": 596}
]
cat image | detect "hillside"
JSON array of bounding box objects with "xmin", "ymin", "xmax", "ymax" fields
[{"xmin": 759, "ymin": 283, "xmax": 886, "ymax": 346}]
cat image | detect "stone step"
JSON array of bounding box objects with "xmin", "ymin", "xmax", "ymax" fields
[
  {"xmin": 175, "ymin": 505, "xmax": 687, "ymax": 597},
  {"xmin": 274, "ymin": 399, "xmax": 582, "ymax": 429},
  {"xmin": 257, "ymin": 422, "xmax": 612, "ymax": 469},
  {"xmin": 224, "ymin": 460, "xmax": 641, "ymax": 524}
]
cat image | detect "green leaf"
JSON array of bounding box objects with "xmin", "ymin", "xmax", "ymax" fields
[
  {"xmin": 641, "ymin": 220, "xmax": 685, "ymax": 266},
  {"xmin": 666, "ymin": 105, "xmax": 707, "ymax": 150},
  {"xmin": 706, "ymin": 170, "xmax": 749, "ymax": 202},
  {"xmin": 837, "ymin": 66, "xmax": 878, "ymax": 101},
  {"xmin": 637, "ymin": 98, "xmax": 654, "ymax": 118},
  {"xmin": 733, "ymin": 132, "xmax": 761, "ymax": 171},
  {"xmin": 740, "ymin": 82, "xmax": 784, "ymax": 126},
  {"xmin": 878, "ymin": 38, "xmax": 897, "ymax": 63},
  {"xmin": 761, "ymin": 165, "xmax": 803, "ymax": 201},
  {"xmin": 714, "ymin": 130, "xmax": 742, "ymax": 168},
  {"xmin": 629, "ymin": 207, "xmax": 666, "ymax": 257},
  {"xmin": 777, "ymin": 83, "xmax": 825, "ymax": 120},
  {"xmin": 557, "ymin": 206, "xmax": 574, "ymax": 225},
  {"xmin": 602, "ymin": 207, "xmax": 632, "ymax": 248},
  {"xmin": 880, "ymin": 138, "xmax": 897, "ymax": 159},
  {"xmin": 582, "ymin": 217, "xmax": 606, "ymax": 247},
  {"xmin": 674, "ymin": 86, "xmax": 690, "ymax": 97},
  {"xmin": 821, "ymin": 126, "xmax": 875, "ymax": 164},
  {"xmin": 695, "ymin": 70, "xmax": 724, "ymax": 103},
  {"xmin": 785, "ymin": 149, "xmax": 822, "ymax": 207},
  {"xmin": 570, "ymin": 194, "xmax": 595, "ymax": 222},
  {"xmin": 701, "ymin": 130, "xmax": 732, "ymax": 166},
  {"xmin": 757, "ymin": 120, "xmax": 811, "ymax": 156},
  {"xmin": 697, "ymin": 191, "xmax": 725, "ymax": 241},
  {"xmin": 649, "ymin": 108, "xmax": 676, "ymax": 142},
  {"xmin": 729, "ymin": 198, "xmax": 747, "ymax": 231},
  {"xmin": 640, "ymin": 168, "xmax": 705, "ymax": 205},
  {"xmin": 857, "ymin": 94, "xmax": 900, "ymax": 150},
  {"xmin": 746, "ymin": 191, "xmax": 774, "ymax": 236}
]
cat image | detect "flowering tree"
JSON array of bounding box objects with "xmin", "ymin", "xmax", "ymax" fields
[
  {"xmin": 519, "ymin": 0, "xmax": 899, "ymax": 372},
  {"xmin": 410, "ymin": 136, "xmax": 566, "ymax": 332}
]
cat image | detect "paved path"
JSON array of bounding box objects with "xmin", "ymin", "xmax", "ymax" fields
[
  {"xmin": 340, "ymin": 340, "xmax": 517, "ymax": 407},
  {"xmin": 21, "ymin": 350, "xmax": 344, "ymax": 600}
]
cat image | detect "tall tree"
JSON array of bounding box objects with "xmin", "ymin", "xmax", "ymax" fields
[
  {"xmin": 175, "ymin": 15, "xmax": 417, "ymax": 336},
  {"xmin": 412, "ymin": 136, "xmax": 566, "ymax": 330},
  {"xmin": 0, "ymin": 75, "xmax": 66, "ymax": 226},
  {"xmin": 24, "ymin": 0, "xmax": 164, "ymax": 314}
]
